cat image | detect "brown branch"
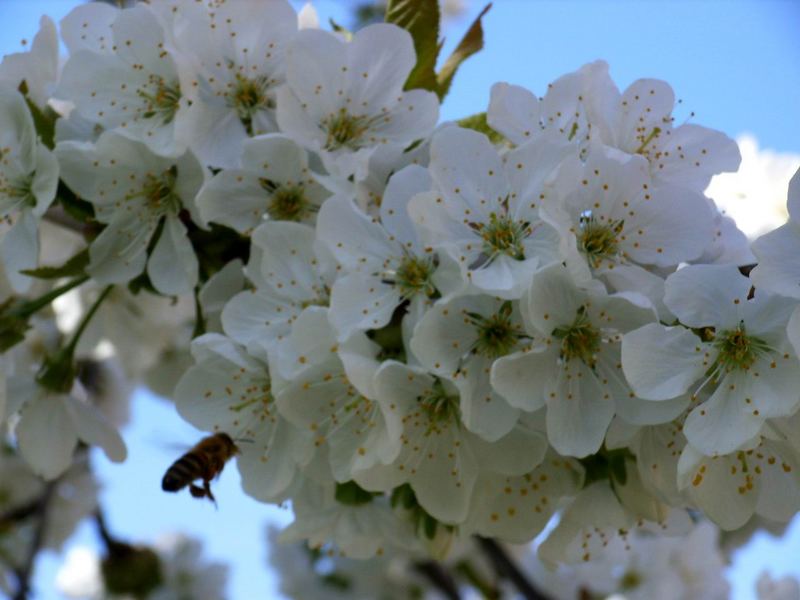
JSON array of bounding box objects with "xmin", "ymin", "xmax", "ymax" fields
[
  {"xmin": 12, "ymin": 481, "xmax": 57, "ymax": 600},
  {"xmin": 475, "ymin": 537, "xmax": 551, "ymax": 600},
  {"xmin": 413, "ymin": 560, "xmax": 462, "ymax": 600}
]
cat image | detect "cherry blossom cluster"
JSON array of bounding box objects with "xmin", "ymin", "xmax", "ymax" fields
[{"xmin": 1, "ymin": 1, "xmax": 799, "ymax": 597}]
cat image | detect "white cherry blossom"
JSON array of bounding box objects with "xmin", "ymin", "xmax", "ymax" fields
[
  {"xmin": 487, "ymin": 60, "xmax": 615, "ymax": 147},
  {"xmin": 317, "ymin": 165, "xmax": 443, "ymax": 340},
  {"xmin": 0, "ymin": 90, "xmax": 59, "ymax": 292},
  {"xmin": 491, "ymin": 264, "xmax": 663, "ymax": 458},
  {"xmin": 221, "ymin": 221, "xmax": 335, "ymax": 362},
  {"xmin": 56, "ymin": 4, "xmax": 192, "ymax": 157},
  {"xmin": 463, "ymin": 448, "xmax": 584, "ymax": 543},
  {"xmin": 622, "ymin": 265, "xmax": 800, "ymax": 456},
  {"xmin": 409, "ymin": 295, "xmax": 527, "ymax": 441},
  {"xmin": 0, "ymin": 16, "xmax": 59, "ymax": 109},
  {"xmin": 276, "ymin": 23, "xmax": 439, "ymax": 180},
  {"xmin": 196, "ymin": 134, "xmax": 328, "ymax": 233},
  {"xmin": 584, "ymin": 76, "xmax": 741, "ymax": 192},
  {"xmin": 538, "ymin": 480, "xmax": 692, "ymax": 567},
  {"xmin": 13, "ymin": 380, "xmax": 126, "ymax": 480},
  {"xmin": 170, "ymin": 0, "xmax": 298, "ymax": 167},
  {"xmin": 280, "ymin": 478, "xmax": 419, "ymax": 559},
  {"xmin": 543, "ymin": 144, "xmax": 713, "ymax": 282},
  {"xmin": 408, "ymin": 126, "xmax": 569, "ymax": 299},
  {"xmin": 678, "ymin": 434, "xmax": 800, "ymax": 530},
  {"xmin": 354, "ymin": 361, "xmax": 547, "ymax": 524},
  {"xmin": 273, "ymin": 312, "xmax": 398, "ymax": 483},
  {"xmin": 55, "ymin": 131, "xmax": 205, "ymax": 295}
]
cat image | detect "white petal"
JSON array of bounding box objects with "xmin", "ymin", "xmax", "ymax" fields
[
  {"xmin": 487, "ymin": 82, "xmax": 541, "ymax": 145},
  {"xmin": 683, "ymin": 373, "xmax": 765, "ymax": 456},
  {"xmin": 329, "ymin": 273, "xmax": 402, "ymax": 339},
  {"xmin": 491, "ymin": 348, "xmax": 555, "ymax": 412},
  {"xmin": 285, "ymin": 29, "xmax": 347, "ymax": 116},
  {"xmin": 751, "ymin": 221, "xmax": 800, "ymax": 299},
  {"xmin": 379, "ymin": 164, "xmax": 431, "ymax": 249},
  {"xmin": 60, "ymin": 3, "xmax": 118, "ymax": 54},
  {"xmin": 664, "ymin": 264, "xmax": 749, "ymax": 329},
  {"xmin": 429, "ymin": 126, "xmax": 507, "ymax": 221},
  {"xmin": 546, "ymin": 362, "xmax": 615, "ymax": 457},
  {"xmin": 195, "ymin": 169, "xmax": 268, "ymax": 233},
  {"xmin": 621, "ymin": 324, "xmax": 707, "ymax": 400},
  {"xmin": 64, "ymin": 393, "xmax": 127, "ymax": 463},
  {"xmin": 677, "ymin": 444, "xmax": 757, "ymax": 530},
  {"xmin": 655, "ymin": 124, "xmax": 741, "ymax": 191},
  {"xmin": 316, "ymin": 194, "xmax": 394, "ymax": 271},
  {"xmin": 346, "ymin": 24, "xmax": 415, "ymax": 112},
  {"xmin": 456, "ymin": 356, "xmax": 521, "ymax": 441},
  {"xmin": 16, "ymin": 392, "xmax": 78, "ymax": 480},
  {"xmin": 88, "ymin": 211, "xmax": 153, "ymax": 284},
  {"xmin": 147, "ymin": 215, "xmax": 198, "ymax": 295},
  {"xmin": 523, "ymin": 263, "xmax": 586, "ymax": 334},
  {"xmin": 3, "ymin": 210, "xmax": 39, "ymax": 293}
]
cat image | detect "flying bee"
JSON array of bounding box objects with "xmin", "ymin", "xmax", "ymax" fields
[{"xmin": 161, "ymin": 432, "xmax": 240, "ymax": 505}]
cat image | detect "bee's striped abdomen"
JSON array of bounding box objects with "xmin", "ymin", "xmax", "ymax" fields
[{"xmin": 161, "ymin": 452, "xmax": 208, "ymax": 492}]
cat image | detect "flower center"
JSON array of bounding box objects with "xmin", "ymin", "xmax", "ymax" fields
[
  {"xmin": 466, "ymin": 302, "xmax": 525, "ymax": 359},
  {"xmin": 417, "ymin": 378, "xmax": 460, "ymax": 431},
  {"xmin": 553, "ymin": 306, "xmax": 601, "ymax": 367},
  {"xmin": 260, "ymin": 179, "xmax": 312, "ymax": 222},
  {"xmin": 138, "ymin": 75, "xmax": 181, "ymax": 125},
  {"xmin": 634, "ymin": 126, "xmax": 662, "ymax": 158},
  {"xmin": 712, "ymin": 322, "xmax": 771, "ymax": 372},
  {"xmin": 470, "ymin": 211, "xmax": 530, "ymax": 263},
  {"xmin": 578, "ymin": 213, "xmax": 623, "ymax": 268},
  {"xmin": 0, "ymin": 171, "xmax": 35, "ymax": 212},
  {"xmin": 229, "ymin": 73, "xmax": 274, "ymax": 135},
  {"xmin": 619, "ymin": 570, "xmax": 642, "ymax": 591},
  {"xmin": 321, "ymin": 109, "xmax": 372, "ymax": 151},
  {"xmin": 136, "ymin": 167, "xmax": 181, "ymax": 215},
  {"xmin": 386, "ymin": 255, "xmax": 437, "ymax": 300}
]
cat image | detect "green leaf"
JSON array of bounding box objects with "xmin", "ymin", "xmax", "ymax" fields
[
  {"xmin": 390, "ymin": 483, "xmax": 417, "ymax": 510},
  {"xmin": 320, "ymin": 573, "xmax": 351, "ymax": 591},
  {"xmin": 436, "ymin": 3, "xmax": 492, "ymax": 100},
  {"xmin": 57, "ymin": 181, "xmax": 96, "ymax": 224},
  {"xmin": 609, "ymin": 451, "xmax": 629, "ymax": 486},
  {"xmin": 20, "ymin": 248, "xmax": 89, "ymax": 280},
  {"xmin": 0, "ymin": 317, "xmax": 29, "ymax": 352},
  {"xmin": 127, "ymin": 272, "xmax": 159, "ymax": 296},
  {"xmin": 18, "ymin": 80, "xmax": 57, "ymax": 150},
  {"xmin": 422, "ymin": 513, "xmax": 438, "ymax": 539},
  {"xmin": 334, "ymin": 481, "xmax": 376, "ymax": 506},
  {"xmin": 385, "ymin": 0, "xmax": 441, "ymax": 93},
  {"xmin": 328, "ymin": 18, "xmax": 353, "ymax": 41},
  {"xmin": 457, "ymin": 112, "xmax": 505, "ymax": 144}
]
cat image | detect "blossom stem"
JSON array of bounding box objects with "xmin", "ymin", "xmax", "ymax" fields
[
  {"xmin": 10, "ymin": 275, "xmax": 90, "ymax": 319},
  {"xmin": 62, "ymin": 285, "xmax": 113, "ymax": 358}
]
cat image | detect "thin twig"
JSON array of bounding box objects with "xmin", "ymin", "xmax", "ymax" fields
[
  {"xmin": 0, "ymin": 500, "xmax": 41, "ymax": 531},
  {"xmin": 475, "ymin": 537, "xmax": 551, "ymax": 600},
  {"xmin": 413, "ymin": 560, "xmax": 462, "ymax": 600},
  {"xmin": 12, "ymin": 481, "xmax": 57, "ymax": 600},
  {"xmin": 42, "ymin": 205, "xmax": 87, "ymax": 235}
]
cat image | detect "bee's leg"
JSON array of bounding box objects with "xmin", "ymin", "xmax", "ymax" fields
[
  {"xmin": 203, "ymin": 480, "xmax": 218, "ymax": 509},
  {"xmin": 189, "ymin": 484, "xmax": 207, "ymax": 499}
]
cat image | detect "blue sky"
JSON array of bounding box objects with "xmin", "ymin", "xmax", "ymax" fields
[{"xmin": 1, "ymin": 1, "xmax": 799, "ymax": 599}]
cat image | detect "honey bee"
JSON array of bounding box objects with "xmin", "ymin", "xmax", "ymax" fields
[{"xmin": 161, "ymin": 432, "xmax": 239, "ymax": 504}]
